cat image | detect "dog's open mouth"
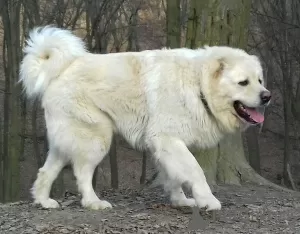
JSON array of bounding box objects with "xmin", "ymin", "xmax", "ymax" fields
[{"xmin": 233, "ymin": 101, "xmax": 264, "ymax": 124}]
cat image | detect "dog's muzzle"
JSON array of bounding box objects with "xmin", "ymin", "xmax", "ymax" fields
[{"xmin": 260, "ymin": 90, "xmax": 271, "ymax": 105}]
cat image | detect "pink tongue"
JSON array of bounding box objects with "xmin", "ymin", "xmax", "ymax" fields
[{"xmin": 245, "ymin": 108, "xmax": 264, "ymax": 123}]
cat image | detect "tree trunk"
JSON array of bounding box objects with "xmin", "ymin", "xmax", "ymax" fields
[
  {"xmin": 282, "ymin": 58, "xmax": 293, "ymax": 186},
  {"xmin": 185, "ymin": 0, "xmax": 202, "ymax": 49},
  {"xmin": 166, "ymin": 0, "xmax": 181, "ymax": 48},
  {"xmin": 245, "ymin": 126, "xmax": 261, "ymax": 174},
  {"xmin": 43, "ymin": 129, "xmax": 48, "ymax": 161},
  {"xmin": 0, "ymin": 115, "xmax": 3, "ymax": 201},
  {"xmin": 19, "ymin": 99, "xmax": 26, "ymax": 162},
  {"xmin": 109, "ymin": 136, "xmax": 118, "ymax": 189},
  {"xmin": 282, "ymin": 2, "xmax": 294, "ymax": 187},
  {"xmin": 187, "ymin": 0, "xmax": 277, "ymax": 187},
  {"xmin": 51, "ymin": 171, "xmax": 65, "ymax": 199},
  {"xmin": 1, "ymin": 0, "xmax": 22, "ymax": 202},
  {"xmin": 32, "ymin": 100, "xmax": 41, "ymax": 168},
  {"xmin": 92, "ymin": 165, "xmax": 98, "ymax": 189},
  {"xmin": 140, "ymin": 151, "xmax": 148, "ymax": 184}
]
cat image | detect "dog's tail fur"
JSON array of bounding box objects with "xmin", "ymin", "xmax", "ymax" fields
[{"xmin": 19, "ymin": 26, "xmax": 87, "ymax": 98}]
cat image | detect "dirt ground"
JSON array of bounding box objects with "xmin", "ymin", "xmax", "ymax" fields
[
  {"xmin": 3, "ymin": 126, "xmax": 299, "ymax": 234},
  {"xmin": 1, "ymin": 184, "xmax": 300, "ymax": 234}
]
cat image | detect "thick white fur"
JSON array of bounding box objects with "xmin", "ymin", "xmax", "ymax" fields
[{"xmin": 20, "ymin": 26, "xmax": 268, "ymax": 211}]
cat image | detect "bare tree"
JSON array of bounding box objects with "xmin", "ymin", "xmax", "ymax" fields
[
  {"xmin": 1, "ymin": 0, "xmax": 23, "ymax": 202},
  {"xmin": 126, "ymin": 1, "xmax": 141, "ymax": 52},
  {"xmin": 251, "ymin": 0, "xmax": 300, "ymax": 188},
  {"xmin": 85, "ymin": 0, "xmax": 126, "ymax": 53}
]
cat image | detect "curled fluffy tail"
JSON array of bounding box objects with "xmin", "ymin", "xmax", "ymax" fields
[{"xmin": 20, "ymin": 26, "xmax": 87, "ymax": 98}]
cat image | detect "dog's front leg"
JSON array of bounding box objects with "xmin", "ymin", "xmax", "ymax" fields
[{"xmin": 151, "ymin": 136, "xmax": 221, "ymax": 211}]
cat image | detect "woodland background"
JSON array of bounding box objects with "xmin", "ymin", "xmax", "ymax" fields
[{"xmin": 0, "ymin": 0, "xmax": 300, "ymax": 203}]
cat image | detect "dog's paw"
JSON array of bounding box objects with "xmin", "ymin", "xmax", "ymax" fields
[
  {"xmin": 195, "ymin": 195, "xmax": 221, "ymax": 211},
  {"xmin": 171, "ymin": 198, "xmax": 196, "ymax": 207},
  {"xmin": 36, "ymin": 198, "xmax": 60, "ymax": 209},
  {"xmin": 204, "ymin": 197, "xmax": 221, "ymax": 211},
  {"xmin": 82, "ymin": 199, "xmax": 113, "ymax": 210}
]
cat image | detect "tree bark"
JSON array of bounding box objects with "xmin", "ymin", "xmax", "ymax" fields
[
  {"xmin": 166, "ymin": 0, "xmax": 181, "ymax": 48},
  {"xmin": 92, "ymin": 166, "xmax": 98, "ymax": 189},
  {"xmin": 19, "ymin": 99, "xmax": 26, "ymax": 162},
  {"xmin": 109, "ymin": 136, "xmax": 118, "ymax": 189},
  {"xmin": 0, "ymin": 115, "xmax": 3, "ymax": 201},
  {"xmin": 32, "ymin": 100, "xmax": 41, "ymax": 168},
  {"xmin": 140, "ymin": 151, "xmax": 148, "ymax": 184},
  {"xmin": 185, "ymin": 0, "xmax": 202, "ymax": 48},
  {"xmin": 1, "ymin": 0, "xmax": 22, "ymax": 202},
  {"xmin": 245, "ymin": 126, "xmax": 261, "ymax": 174},
  {"xmin": 282, "ymin": 62, "xmax": 293, "ymax": 186}
]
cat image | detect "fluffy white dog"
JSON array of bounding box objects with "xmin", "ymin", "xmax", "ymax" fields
[{"xmin": 20, "ymin": 26, "xmax": 271, "ymax": 211}]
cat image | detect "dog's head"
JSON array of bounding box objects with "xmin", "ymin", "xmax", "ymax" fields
[{"xmin": 203, "ymin": 46, "xmax": 271, "ymax": 132}]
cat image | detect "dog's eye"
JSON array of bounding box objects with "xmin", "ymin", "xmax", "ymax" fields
[
  {"xmin": 238, "ymin": 80, "xmax": 249, "ymax": 86},
  {"xmin": 258, "ymin": 79, "xmax": 262, "ymax": 84}
]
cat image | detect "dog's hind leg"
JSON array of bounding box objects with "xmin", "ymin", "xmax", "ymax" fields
[
  {"xmin": 151, "ymin": 136, "xmax": 221, "ymax": 211},
  {"xmin": 32, "ymin": 149, "xmax": 67, "ymax": 208},
  {"xmin": 72, "ymin": 130, "xmax": 113, "ymax": 210},
  {"xmin": 73, "ymin": 155, "xmax": 112, "ymax": 210}
]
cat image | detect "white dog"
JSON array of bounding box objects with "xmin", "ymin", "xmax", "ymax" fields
[{"xmin": 20, "ymin": 26, "xmax": 270, "ymax": 211}]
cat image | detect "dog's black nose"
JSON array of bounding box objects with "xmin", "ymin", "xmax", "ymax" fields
[{"xmin": 260, "ymin": 90, "xmax": 271, "ymax": 104}]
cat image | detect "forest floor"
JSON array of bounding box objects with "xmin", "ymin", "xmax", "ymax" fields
[
  {"xmin": 1, "ymin": 184, "xmax": 300, "ymax": 234},
  {"xmin": 1, "ymin": 125, "xmax": 299, "ymax": 234}
]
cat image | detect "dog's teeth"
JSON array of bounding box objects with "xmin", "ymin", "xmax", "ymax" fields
[{"xmin": 238, "ymin": 103, "xmax": 245, "ymax": 110}]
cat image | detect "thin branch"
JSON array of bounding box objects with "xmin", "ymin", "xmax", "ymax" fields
[{"xmin": 287, "ymin": 163, "xmax": 297, "ymax": 191}]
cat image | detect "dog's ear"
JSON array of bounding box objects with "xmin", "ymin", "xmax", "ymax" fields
[
  {"xmin": 215, "ymin": 58, "xmax": 225, "ymax": 78},
  {"xmin": 209, "ymin": 58, "xmax": 225, "ymax": 79},
  {"xmin": 204, "ymin": 57, "xmax": 226, "ymax": 79}
]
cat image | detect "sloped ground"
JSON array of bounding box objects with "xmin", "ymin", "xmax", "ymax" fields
[{"xmin": 1, "ymin": 184, "xmax": 299, "ymax": 234}]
